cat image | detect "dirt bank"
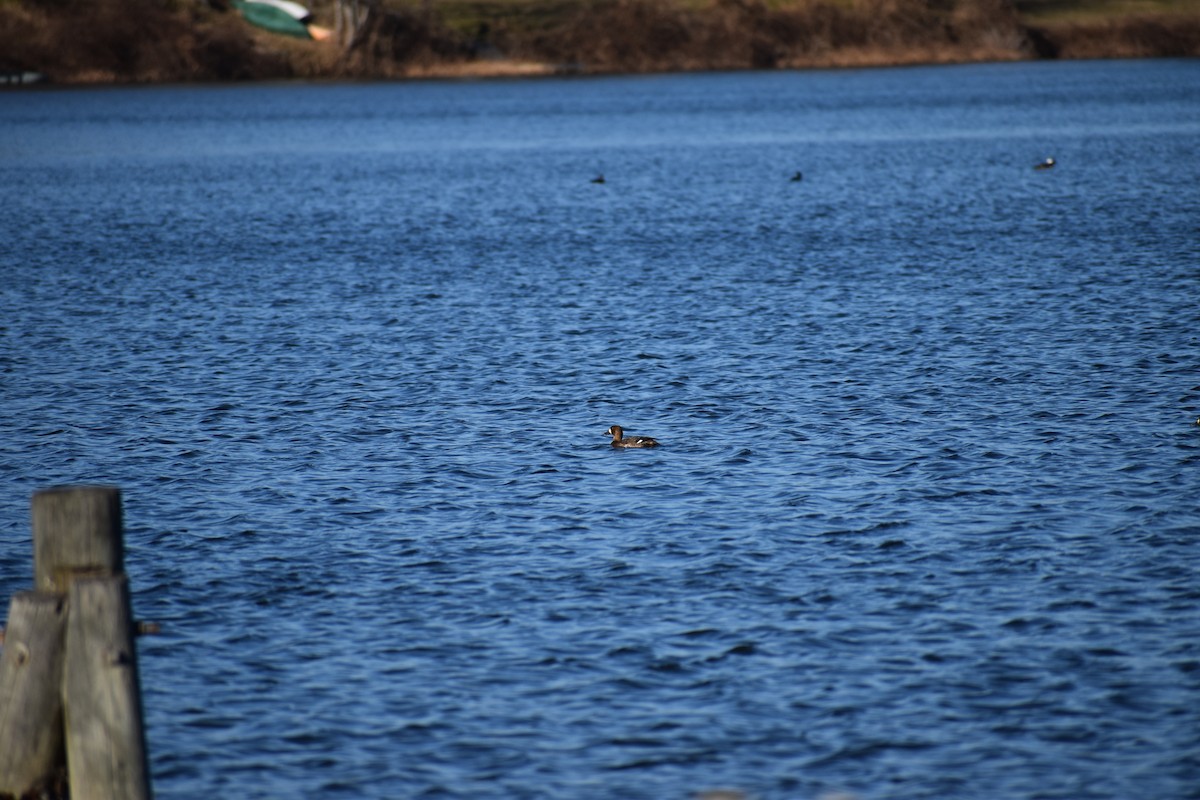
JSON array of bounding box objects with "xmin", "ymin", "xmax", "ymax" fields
[{"xmin": 1, "ymin": 0, "xmax": 1197, "ymax": 85}]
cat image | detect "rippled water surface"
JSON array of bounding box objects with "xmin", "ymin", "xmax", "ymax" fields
[{"xmin": 2, "ymin": 60, "xmax": 1199, "ymax": 799}]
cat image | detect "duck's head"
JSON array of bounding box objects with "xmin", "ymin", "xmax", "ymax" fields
[{"xmin": 606, "ymin": 425, "xmax": 624, "ymax": 439}]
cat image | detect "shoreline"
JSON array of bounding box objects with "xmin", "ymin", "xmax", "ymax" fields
[
  {"xmin": 2, "ymin": 0, "xmax": 1198, "ymax": 88},
  {"xmin": 4, "ymin": 51, "xmax": 1190, "ymax": 91}
]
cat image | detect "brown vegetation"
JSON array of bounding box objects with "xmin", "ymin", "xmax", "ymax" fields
[
  {"xmin": 0, "ymin": 0, "xmax": 1197, "ymax": 84},
  {"xmin": 1028, "ymin": 11, "xmax": 1200, "ymax": 58},
  {"xmin": 0, "ymin": 0, "xmax": 298, "ymax": 82},
  {"xmin": 508, "ymin": 0, "xmax": 1038, "ymax": 72},
  {"xmin": 339, "ymin": 4, "xmax": 474, "ymax": 76}
]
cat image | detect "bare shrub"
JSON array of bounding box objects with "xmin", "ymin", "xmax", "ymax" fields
[
  {"xmin": 0, "ymin": 3, "xmax": 49, "ymax": 73},
  {"xmin": 187, "ymin": 15, "xmax": 296, "ymax": 81},
  {"xmin": 520, "ymin": 0, "xmax": 699, "ymax": 72},
  {"xmin": 53, "ymin": 0, "xmax": 194, "ymax": 81},
  {"xmin": 1035, "ymin": 14, "xmax": 1200, "ymax": 59},
  {"xmin": 700, "ymin": 0, "xmax": 787, "ymax": 69},
  {"xmin": 340, "ymin": 5, "xmax": 471, "ymax": 76},
  {"xmin": 947, "ymin": 0, "xmax": 1029, "ymax": 57}
]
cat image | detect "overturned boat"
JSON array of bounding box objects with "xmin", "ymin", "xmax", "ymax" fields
[{"xmin": 232, "ymin": 0, "xmax": 320, "ymax": 39}]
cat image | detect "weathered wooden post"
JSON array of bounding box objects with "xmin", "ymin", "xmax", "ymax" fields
[
  {"xmin": 0, "ymin": 485, "xmax": 152, "ymax": 800},
  {"xmin": 32, "ymin": 485, "xmax": 124, "ymax": 592},
  {"xmin": 0, "ymin": 591, "xmax": 69, "ymax": 795},
  {"xmin": 63, "ymin": 574, "xmax": 151, "ymax": 800}
]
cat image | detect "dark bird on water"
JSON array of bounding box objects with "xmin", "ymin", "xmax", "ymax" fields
[
  {"xmin": 591, "ymin": 174, "xmax": 606, "ymax": 184},
  {"xmin": 1034, "ymin": 157, "xmax": 1056, "ymax": 170},
  {"xmin": 790, "ymin": 171, "xmax": 803, "ymax": 182},
  {"xmin": 605, "ymin": 425, "xmax": 660, "ymax": 448}
]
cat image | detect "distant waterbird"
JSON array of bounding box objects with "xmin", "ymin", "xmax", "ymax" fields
[
  {"xmin": 1034, "ymin": 157, "xmax": 1056, "ymax": 170},
  {"xmin": 790, "ymin": 171, "xmax": 803, "ymax": 182},
  {"xmin": 591, "ymin": 174, "xmax": 606, "ymax": 184}
]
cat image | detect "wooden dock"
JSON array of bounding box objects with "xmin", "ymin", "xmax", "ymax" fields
[{"xmin": 0, "ymin": 486, "xmax": 152, "ymax": 800}]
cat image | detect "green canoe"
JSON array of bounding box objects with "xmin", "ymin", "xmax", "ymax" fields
[{"xmin": 232, "ymin": 0, "xmax": 312, "ymax": 39}]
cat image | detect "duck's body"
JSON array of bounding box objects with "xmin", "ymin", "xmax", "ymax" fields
[
  {"xmin": 591, "ymin": 174, "xmax": 606, "ymax": 184},
  {"xmin": 1034, "ymin": 157, "xmax": 1056, "ymax": 170},
  {"xmin": 606, "ymin": 425, "xmax": 660, "ymax": 448}
]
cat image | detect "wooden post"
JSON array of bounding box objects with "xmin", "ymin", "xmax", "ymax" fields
[
  {"xmin": 32, "ymin": 485, "xmax": 124, "ymax": 592},
  {"xmin": 0, "ymin": 591, "xmax": 69, "ymax": 796},
  {"xmin": 63, "ymin": 575, "xmax": 151, "ymax": 800}
]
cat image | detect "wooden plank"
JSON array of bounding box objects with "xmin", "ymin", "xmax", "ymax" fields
[
  {"xmin": 33, "ymin": 485, "xmax": 124, "ymax": 591},
  {"xmin": 63, "ymin": 575, "xmax": 151, "ymax": 800},
  {"xmin": 0, "ymin": 591, "xmax": 69, "ymax": 796}
]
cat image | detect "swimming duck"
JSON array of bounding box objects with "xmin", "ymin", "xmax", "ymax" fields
[
  {"xmin": 790, "ymin": 171, "xmax": 803, "ymax": 182},
  {"xmin": 606, "ymin": 425, "xmax": 660, "ymax": 448},
  {"xmin": 591, "ymin": 174, "xmax": 606, "ymax": 184},
  {"xmin": 1034, "ymin": 157, "xmax": 1056, "ymax": 170}
]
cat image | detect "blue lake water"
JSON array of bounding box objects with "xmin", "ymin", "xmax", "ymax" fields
[{"xmin": 1, "ymin": 59, "xmax": 1199, "ymax": 799}]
